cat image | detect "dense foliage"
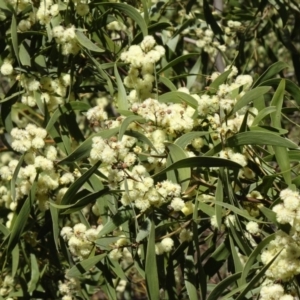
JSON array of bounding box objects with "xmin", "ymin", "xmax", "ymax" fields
[{"xmin": 1, "ymin": 0, "xmax": 300, "ymax": 299}]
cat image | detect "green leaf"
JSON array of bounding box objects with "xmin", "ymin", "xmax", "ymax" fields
[
  {"xmin": 228, "ymin": 221, "xmax": 252, "ymax": 256},
  {"xmin": 257, "ymin": 78, "xmax": 300, "ymax": 105},
  {"xmin": 153, "ymin": 157, "xmax": 241, "ymax": 179},
  {"xmin": 157, "ymin": 53, "xmax": 200, "ymax": 75},
  {"xmin": 226, "ymin": 131, "xmax": 298, "ymax": 149},
  {"xmin": 204, "ymin": 242, "xmax": 230, "ymax": 277},
  {"xmin": 114, "ymin": 63, "xmax": 128, "ymax": 110},
  {"xmin": 7, "ymin": 180, "xmax": 37, "ymax": 253},
  {"xmin": 49, "ymin": 202, "xmax": 60, "ymax": 250},
  {"xmin": 61, "ymin": 161, "xmax": 101, "ymax": 205},
  {"xmin": 287, "ymin": 150, "xmax": 300, "ymax": 162},
  {"xmin": 230, "ymin": 86, "xmax": 271, "ymax": 115},
  {"xmin": 85, "ymin": 52, "xmax": 114, "ymax": 96},
  {"xmin": 259, "ymin": 206, "xmax": 277, "ymax": 223},
  {"xmin": 269, "ymin": 80, "xmax": 291, "ymax": 185},
  {"xmin": 118, "ymin": 115, "xmax": 144, "ymax": 141},
  {"xmin": 98, "ymin": 207, "xmax": 133, "ymax": 237},
  {"xmin": 208, "ymin": 69, "xmax": 232, "ymax": 94},
  {"xmin": 124, "ymin": 130, "xmax": 157, "ymax": 152},
  {"xmin": 11, "ymin": 244, "xmax": 19, "ymax": 278},
  {"xmin": 61, "ymin": 188, "xmax": 111, "ymax": 214},
  {"xmin": 159, "ymin": 75, "xmax": 177, "ymax": 91},
  {"xmin": 28, "ymin": 254, "xmax": 40, "ymax": 295},
  {"xmin": 215, "ymin": 178, "xmax": 223, "ymax": 229},
  {"xmin": 184, "ymin": 255, "xmax": 199, "ymax": 300},
  {"xmin": 1, "ymin": 78, "xmax": 19, "ymax": 133},
  {"xmin": 175, "ymin": 131, "xmax": 210, "ymax": 149},
  {"xmin": 0, "ymin": 90, "xmax": 25, "ymax": 104},
  {"xmin": 11, "ymin": 154, "xmax": 24, "ymax": 201},
  {"xmin": 93, "ymin": 2, "xmax": 148, "ymax": 37},
  {"xmin": 249, "ymin": 125, "xmax": 288, "ymax": 135},
  {"xmin": 165, "ymin": 142, "xmax": 191, "ymax": 191},
  {"xmin": 75, "ymin": 30, "xmax": 105, "ymax": 52},
  {"xmin": 270, "ymin": 79, "xmax": 285, "ymax": 128},
  {"xmin": 229, "ymin": 235, "xmax": 244, "ymax": 275},
  {"xmin": 187, "ymin": 57, "xmax": 202, "ymax": 89},
  {"xmin": 46, "ymin": 102, "xmax": 90, "ymax": 132},
  {"xmin": 136, "ymin": 218, "xmax": 151, "ymax": 243},
  {"xmin": 240, "ymin": 233, "xmax": 276, "ymax": 285},
  {"xmin": 94, "ymin": 236, "xmax": 121, "ymax": 250},
  {"xmin": 107, "ymin": 257, "xmax": 127, "ymax": 281},
  {"xmin": 158, "ymin": 91, "xmax": 198, "ymax": 109},
  {"xmin": 253, "ymin": 61, "xmax": 289, "ymax": 87},
  {"xmin": 211, "ymin": 201, "xmax": 266, "ymax": 222},
  {"xmin": 11, "ymin": 14, "xmax": 20, "ymax": 65},
  {"xmin": 252, "ymin": 106, "xmax": 277, "ymax": 126},
  {"xmin": 274, "ymin": 146, "xmax": 291, "ymax": 185},
  {"xmin": 0, "ymin": 224, "xmax": 10, "ymax": 236},
  {"xmin": 145, "ymin": 218, "xmax": 159, "ymax": 300},
  {"xmin": 19, "ymin": 42, "xmax": 31, "ymax": 66},
  {"xmin": 206, "ymin": 272, "xmax": 241, "ymax": 300},
  {"xmin": 203, "ymin": 0, "xmax": 224, "ymax": 42},
  {"xmin": 67, "ymin": 254, "xmax": 106, "ymax": 278},
  {"xmin": 141, "ymin": 0, "xmax": 149, "ymax": 24}
]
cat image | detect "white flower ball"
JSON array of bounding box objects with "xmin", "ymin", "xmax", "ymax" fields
[
  {"xmin": 1, "ymin": 62, "xmax": 13, "ymax": 75},
  {"xmin": 160, "ymin": 237, "xmax": 174, "ymax": 252},
  {"xmin": 170, "ymin": 197, "xmax": 185, "ymax": 211},
  {"xmin": 246, "ymin": 221, "xmax": 260, "ymax": 235}
]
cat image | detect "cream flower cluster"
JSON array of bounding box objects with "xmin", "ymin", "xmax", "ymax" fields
[
  {"xmin": 11, "ymin": 124, "xmax": 47, "ymax": 152},
  {"xmin": 0, "ymin": 59, "xmax": 14, "ymax": 76},
  {"xmin": 260, "ymin": 189, "xmax": 300, "ymax": 282},
  {"xmin": 261, "ymin": 231, "xmax": 300, "ymax": 281},
  {"xmin": 272, "ymin": 189, "xmax": 300, "ymax": 225},
  {"xmin": 0, "ymin": 275, "xmax": 16, "ymax": 297},
  {"xmin": 120, "ymin": 165, "xmax": 182, "ymax": 211},
  {"xmin": 19, "ymin": 73, "xmax": 72, "ymax": 110},
  {"xmin": 107, "ymin": 20, "xmax": 127, "ymax": 32},
  {"xmin": 52, "ymin": 25, "xmax": 81, "ymax": 56},
  {"xmin": 90, "ymin": 135, "xmax": 137, "ymax": 166},
  {"xmin": 131, "ymin": 97, "xmax": 195, "ymax": 135},
  {"xmin": 86, "ymin": 97, "xmax": 109, "ymax": 125},
  {"xmin": 260, "ymin": 283, "xmax": 293, "ymax": 300},
  {"xmin": 120, "ymin": 35, "xmax": 165, "ymax": 103},
  {"xmin": 36, "ymin": 0, "xmax": 60, "ymax": 25},
  {"xmin": 195, "ymin": 27, "xmax": 226, "ymax": 55},
  {"xmin": 108, "ymin": 236, "xmax": 133, "ymax": 265},
  {"xmin": 155, "ymin": 237, "xmax": 174, "ymax": 255},
  {"xmin": 58, "ymin": 277, "xmax": 80, "ymax": 300},
  {"xmin": 219, "ymin": 148, "xmax": 248, "ymax": 167},
  {"xmin": 4, "ymin": 0, "xmax": 31, "ymax": 13},
  {"xmin": 0, "ymin": 142, "xmax": 74, "ymax": 213},
  {"xmin": 61, "ymin": 223, "xmax": 103, "ymax": 260}
]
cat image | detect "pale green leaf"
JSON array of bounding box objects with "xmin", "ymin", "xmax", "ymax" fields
[
  {"xmin": 166, "ymin": 142, "xmax": 191, "ymax": 191},
  {"xmin": 253, "ymin": 61, "xmax": 289, "ymax": 87},
  {"xmin": 28, "ymin": 254, "xmax": 40, "ymax": 295},
  {"xmin": 227, "ymin": 131, "xmax": 298, "ymax": 149},
  {"xmin": 114, "ymin": 63, "xmax": 128, "ymax": 110},
  {"xmin": 118, "ymin": 115, "xmax": 144, "ymax": 141},
  {"xmin": 252, "ymin": 106, "xmax": 277, "ymax": 126},
  {"xmin": 145, "ymin": 218, "xmax": 160, "ymax": 300},
  {"xmin": 230, "ymin": 86, "xmax": 271, "ymax": 115},
  {"xmin": 67, "ymin": 254, "xmax": 106, "ymax": 278},
  {"xmin": 240, "ymin": 233, "xmax": 276, "ymax": 285},
  {"xmin": 75, "ymin": 31, "xmax": 105, "ymax": 52}
]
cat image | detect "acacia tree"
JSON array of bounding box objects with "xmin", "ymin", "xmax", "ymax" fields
[{"xmin": 1, "ymin": 0, "xmax": 300, "ymax": 299}]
